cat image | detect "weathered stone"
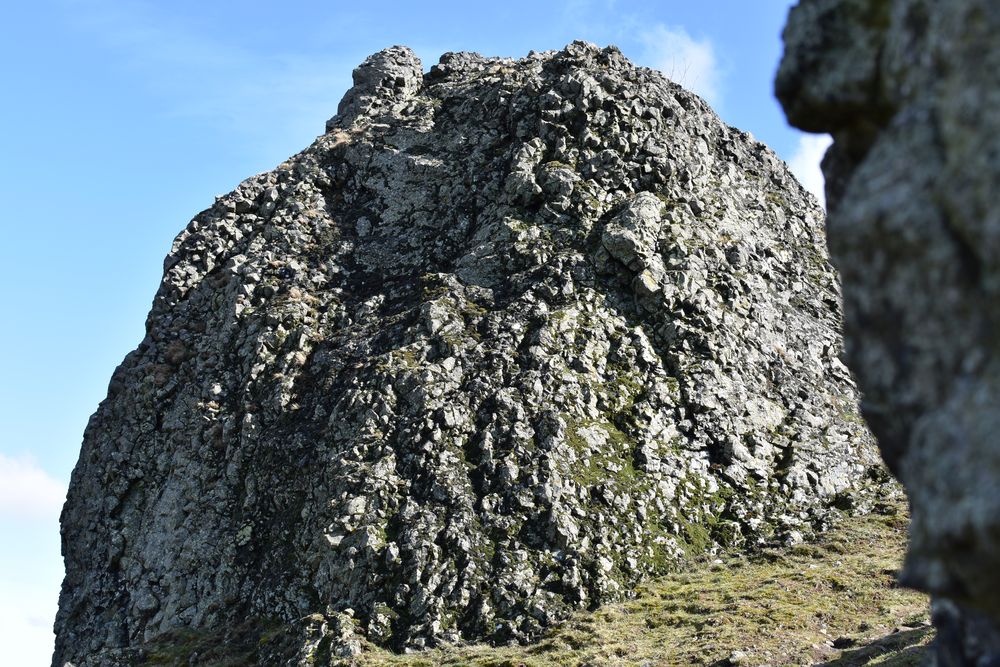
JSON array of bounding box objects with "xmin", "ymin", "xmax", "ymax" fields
[
  {"xmin": 56, "ymin": 41, "xmax": 884, "ymax": 665},
  {"xmin": 330, "ymin": 45, "xmax": 424, "ymax": 125},
  {"xmin": 778, "ymin": 1, "xmax": 1000, "ymax": 664}
]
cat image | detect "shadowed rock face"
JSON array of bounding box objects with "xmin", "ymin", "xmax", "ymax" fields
[
  {"xmin": 777, "ymin": 1, "xmax": 1000, "ymax": 664},
  {"xmin": 55, "ymin": 41, "xmax": 883, "ymax": 665}
]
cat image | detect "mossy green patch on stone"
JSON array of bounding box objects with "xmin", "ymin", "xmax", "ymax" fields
[{"xmin": 140, "ymin": 617, "xmax": 286, "ymax": 666}]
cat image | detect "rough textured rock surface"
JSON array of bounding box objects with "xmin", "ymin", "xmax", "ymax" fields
[
  {"xmin": 777, "ymin": 1, "xmax": 1000, "ymax": 664},
  {"xmin": 56, "ymin": 42, "xmax": 883, "ymax": 666}
]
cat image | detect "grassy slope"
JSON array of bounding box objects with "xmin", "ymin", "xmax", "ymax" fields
[{"xmin": 340, "ymin": 502, "xmax": 931, "ymax": 667}]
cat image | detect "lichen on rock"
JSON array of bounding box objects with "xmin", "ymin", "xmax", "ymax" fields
[{"xmin": 55, "ymin": 41, "xmax": 883, "ymax": 665}]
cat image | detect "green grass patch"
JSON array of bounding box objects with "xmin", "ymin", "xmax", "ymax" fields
[{"xmin": 338, "ymin": 501, "xmax": 931, "ymax": 666}]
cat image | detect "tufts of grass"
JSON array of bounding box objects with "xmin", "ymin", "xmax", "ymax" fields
[{"xmin": 338, "ymin": 501, "xmax": 931, "ymax": 666}]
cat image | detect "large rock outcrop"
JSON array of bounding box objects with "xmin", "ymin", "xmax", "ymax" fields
[
  {"xmin": 777, "ymin": 1, "xmax": 1000, "ymax": 664},
  {"xmin": 56, "ymin": 42, "xmax": 884, "ymax": 665}
]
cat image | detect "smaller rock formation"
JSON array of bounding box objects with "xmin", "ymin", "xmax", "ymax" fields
[{"xmin": 777, "ymin": 1, "xmax": 1000, "ymax": 664}]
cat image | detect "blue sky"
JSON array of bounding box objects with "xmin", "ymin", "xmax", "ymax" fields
[{"xmin": 0, "ymin": 0, "xmax": 825, "ymax": 662}]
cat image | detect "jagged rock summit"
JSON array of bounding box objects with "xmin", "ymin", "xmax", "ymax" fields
[{"xmin": 56, "ymin": 42, "xmax": 884, "ymax": 665}]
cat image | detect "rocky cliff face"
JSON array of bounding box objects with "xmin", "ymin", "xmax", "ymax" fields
[
  {"xmin": 56, "ymin": 42, "xmax": 883, "ymax": 665},
  {"xmin": 777, "ymin": 1, "xmax": 1000, "ymax": 664}
]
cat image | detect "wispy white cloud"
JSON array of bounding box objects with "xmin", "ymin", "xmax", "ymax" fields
[
  {"xmin": 0, "ymin": 454, "xmax": 66, "ymax": 519},
  {"xmin": 638, "ymin": 24, "xmax": 721, "ymax": 105},
  {"xmin": 0, "ymin": 601, "xmax": 59, "ymax": 667},
  {"xmin": 64, "ymin": 0, "xmax": 356, "ymax": 147},
  {"xmin": 788, "ymin": 133, "xmax": 833, "ymax": 208},
  {"xmin": 0, "ymin": 455, "xmax": 65, "ymax": 662},
  {"xmin": 555, "ymin": 0, "xmax": 639, "ymax": 46}
]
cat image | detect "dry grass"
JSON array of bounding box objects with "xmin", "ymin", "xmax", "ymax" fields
[{"xmin": 338, "ymin": 502, "xmax": 931, "ymax": 667}]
